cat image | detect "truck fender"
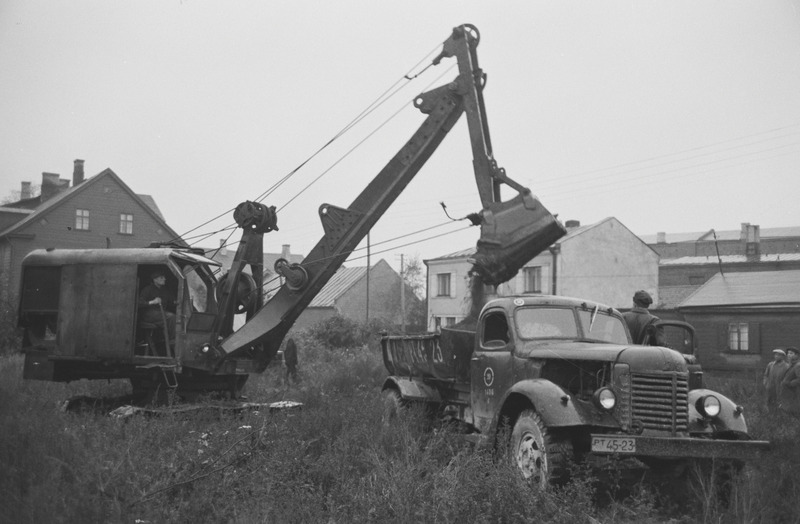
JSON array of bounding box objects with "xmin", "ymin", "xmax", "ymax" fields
[
  {"xmin": 688, "ymin": 388, "xmax": 749, "ymax": 435},
  {"xmin": 382, "ymin": 376, "xmax": 442, "ymax": 403},
  {"xmin": 500, "ymin": 379, "xmax": 590, "ymax": 428}
]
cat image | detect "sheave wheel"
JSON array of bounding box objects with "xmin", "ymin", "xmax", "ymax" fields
[{"xmin": 510, "ymin": 409, "xmax": 570, "ymax": 487}]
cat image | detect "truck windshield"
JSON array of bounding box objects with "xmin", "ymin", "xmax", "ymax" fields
[
  {"xmin": 515, "ymin": 307, "xmax": 578, "ymax": 339},
  {"xmin": 577, "ymin": 309, "xmax": 629, "ymax": 344}
]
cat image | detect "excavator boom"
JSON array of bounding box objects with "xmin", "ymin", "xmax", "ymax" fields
[{"xmin": 219, "ymin": 24, "xmax": 565, "ymax": 369}]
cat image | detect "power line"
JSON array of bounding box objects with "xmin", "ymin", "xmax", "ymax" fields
[{"xmin": 174, "ymin": 37, "xmax": 451, "ymax": 245}]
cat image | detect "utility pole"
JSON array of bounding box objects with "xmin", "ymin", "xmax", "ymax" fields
[{"xmin": 398, "ymin": 253, "xmax": 406, "ymax": 334}]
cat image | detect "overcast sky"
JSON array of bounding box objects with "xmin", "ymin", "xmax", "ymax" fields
[{"xmin": 2, "ymin": 1, "xmax": 799, "ymax": 272}]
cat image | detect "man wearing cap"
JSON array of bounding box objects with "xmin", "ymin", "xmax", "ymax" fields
[
  {"xmin": 763, "ymin": 349, "xmax": 789, "ymax": 413},
  {"xmin": 779, "ymin": 347, "xmax": 800, "ymax": 416},
  {"xmin": 622, "ymin": 290, "xmax": 665, "ymax": 346},
  {"xmin": 138, "ymin": 270, "xmax": 177, "ymax": 350}
]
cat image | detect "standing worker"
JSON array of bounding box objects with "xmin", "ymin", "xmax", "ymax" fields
[
  {"xmin": 284, "ymin": 338, "xmax": 299, "ymax": 385},
  {"xmin": 763, "ymin": 349, "xmax": 790, "ymax": 413},
  {"xmin": 622, "ymin": 290, "xmax": 665, "ymax": 346},
  {"xmin": 779, "ymin": 347, "xmax": 800, "ymax": 416}
]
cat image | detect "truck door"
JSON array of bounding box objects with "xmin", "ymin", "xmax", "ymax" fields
[{"xmin": 470, "ymin": 308, "xmax": 515, "ymax": 433}]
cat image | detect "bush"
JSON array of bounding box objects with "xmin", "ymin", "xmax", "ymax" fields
[
  {"xmin": 0, "ymin": 296, "xmax": 22, "ymax": 356},
  {"xmin": 3, "ymin": 346, "xmax": 800, "ymax": 522},
  {"xmin": 304, "ymin": 314, "xmax": 397, "ymax": 352}
]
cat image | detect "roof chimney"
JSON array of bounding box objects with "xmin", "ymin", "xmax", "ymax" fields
[
  {"xmin": 564, "ymin": 220, "xmax": 580, "ymax": 230},
  {"xmin": 282, "ymin": 244, "xmax": 291, "ymax": 259},
  {"xmin": 40, "ymin": 172, "xmax": 61, "ymax": 201},
  {"xmin": 742, "ymin": 223, "xmax": 760, "ymax": 257},
  {"xmin": 73, "ymin": 159, "xmax": 85, "ymax": 186},
  {"xmin": 657, "ymin": 232, "xmax": 666, "ymax": 244},
  {"xmin": 20, "ymin": 181, "xmax": 32, "ymax": 200}
]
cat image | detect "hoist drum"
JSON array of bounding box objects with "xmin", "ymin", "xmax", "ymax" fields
[{"xmin": 215, "ymin": 272, "xmax": 258, "ymax": 314}]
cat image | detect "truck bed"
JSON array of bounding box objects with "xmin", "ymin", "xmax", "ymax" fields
[{"xmin": 381, "ymin": 327, "xmax": 475, "ymax": 382}]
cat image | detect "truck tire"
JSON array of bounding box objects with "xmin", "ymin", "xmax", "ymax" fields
[
  {"xmin": 382, "ymin": 388, "xmax": 405, "ymax": 424},
  {"xmin": 510, "ymin": 409, "xmax": 570, "ymax": 487}
]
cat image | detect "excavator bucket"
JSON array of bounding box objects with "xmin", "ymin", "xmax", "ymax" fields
[{"xmin": 470, "ymin": 191, "xmax": 566, "ymax": 286}]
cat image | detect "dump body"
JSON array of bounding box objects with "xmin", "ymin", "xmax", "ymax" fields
[
  {"xmin": 382, "ymin": 295, "xmax": 769, "ymax": 467},
  {"xmin": 382, "ymin": 328, "xmax": 474, "ymax": 383}
]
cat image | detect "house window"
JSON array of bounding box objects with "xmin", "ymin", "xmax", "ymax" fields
[
  {"xmin": 436, "ymin": 273, "xmax": 451, "ymax": 297},
  {"xmin": 523, "ymin": 266, "xmax": 542, "ymax": 293},
  {"xmin": 434, "ymin": 316, "xmax": 456, "ymax": 331},
  {"xmin": 119, "ymin": 213, "xmax": 134, "ymax": 234},
  {"xmin": 728, "ymin": 323, "xmax": 749, "ymax": 351},
  {"xmin": 75, "ymin": 209, "xmax": 89, "ymax": 230}
]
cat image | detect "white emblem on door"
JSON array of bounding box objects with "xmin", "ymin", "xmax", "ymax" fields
[{"xmin": 483, "ymin": 367, "xmax": 494, "ymax": 387}]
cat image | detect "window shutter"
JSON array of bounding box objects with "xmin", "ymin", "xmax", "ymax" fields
[
  {"xmin": 749, "ymin": 322, "xmax": 760, "ymax": 353},
  {"xmin": 450, "ymin": 273, "xmax": 455, "ymax": 297}
]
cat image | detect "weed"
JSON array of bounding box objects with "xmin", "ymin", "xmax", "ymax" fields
[{"xmin": 2, "ymin": 326, "xmax": 800, "ymax": 522}]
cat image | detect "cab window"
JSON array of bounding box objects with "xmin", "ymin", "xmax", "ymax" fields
[
  {"xmin": 577, "ymin": 309, "xmax": 628, "ymax": 344},
  {"xmin": 481, "ymin": 311, "xmax": 510, "ymax": 348}
]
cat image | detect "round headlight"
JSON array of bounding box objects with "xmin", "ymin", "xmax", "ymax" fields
[
  {"xmin": 696, "ymin": 395, "xmax": 721, "ymax": 418},
  {"xmin": 593, "ymin": 387, "xmax": 616, "ymax": 410}
]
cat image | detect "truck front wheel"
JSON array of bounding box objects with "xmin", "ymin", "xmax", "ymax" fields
[{"xmin": 510, "ymin": 409, "xmax": 570, "ymax": 487}]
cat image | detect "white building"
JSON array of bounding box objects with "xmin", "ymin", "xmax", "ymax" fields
[{"xmin": 424, "ymin": 218, "xmax": 658, "ymax": 330}]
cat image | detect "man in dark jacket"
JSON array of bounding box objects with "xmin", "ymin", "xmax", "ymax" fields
[
  {"xmin": 284, "ymin": 338, "xmax": 299, "ymax": 384},
  {"xmin": 764, "ymin": 349, "xmax": 790, "ymax": 413},
  {"xmin": 622, "ymin": 290, "xmax": 665, "ymax": 346},
  {"xmin": 138, "ymin": 270, "xmax": 176, "ymax": 345}
]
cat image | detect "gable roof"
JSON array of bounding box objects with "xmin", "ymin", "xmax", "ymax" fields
[
  {"xmin": 679, "ymin": 270, "xmax": 800, "ymax": 308},
  {"xmin": 0, "ymin": 168, "xmax": 183, "ymax": 242},
  {"xmin": 307, "ymin": 259, "xmax": 396, "ymax": 308},
  {"xmin": 661, "ymin": 253, "xmax": 800, "ymax": 266},
  {"xmin": 136, "ymin": 194, "xmax": 165, "ymax": 221},
  {"xmin": 426, "ymin": 217, "xmax": 652, "ymax": 263},
  {"xmin": 639, "ymin": 225, "xmax": 800, "ymax": 244},
  {"xmin": 309, "ymin": 266, "xmax": 368, "ymax": 307}
]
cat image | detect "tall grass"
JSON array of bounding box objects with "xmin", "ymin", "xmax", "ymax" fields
[{"xmin": 2, "ymin": 332, "xmax": 799, "ymax": 523}]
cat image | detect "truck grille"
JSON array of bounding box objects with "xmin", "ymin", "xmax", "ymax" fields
[{"xmin": 616, "ymin": 371, "xmax": 689, "ymax": 434}]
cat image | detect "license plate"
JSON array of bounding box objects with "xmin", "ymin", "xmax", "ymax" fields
[{"xmin": 591, "ymin": 436, "xmax": 636, "ymax": 454}]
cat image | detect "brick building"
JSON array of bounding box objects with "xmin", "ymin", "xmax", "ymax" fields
[{"xmin": 0, "ymin": 160, "xmax": 182, "ymax": 304}]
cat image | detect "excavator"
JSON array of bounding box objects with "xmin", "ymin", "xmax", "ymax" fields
[{"xmin": 18, "ymin": 24, "xmax": 566, "ymax": 401}]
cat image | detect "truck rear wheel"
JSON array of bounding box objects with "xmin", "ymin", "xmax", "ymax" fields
[
  {"xmin": 382, "ymin": 388, "xmax": 405, "ymax": 424},
  {"xmin": 510, "ymin": 409, "xmax": 570, "ymax": 487}
]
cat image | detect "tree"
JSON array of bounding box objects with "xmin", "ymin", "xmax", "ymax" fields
[
  {"xmin": 401, "ymin": 254, "xmax": 425, "ymax": 299},
  {"xmin": 401, "ymin": 254, "xmax": 427, "ymax": 331},
  {"xmin": 1, "ymin": 184, "xmax": 40, "ymax": 205}
]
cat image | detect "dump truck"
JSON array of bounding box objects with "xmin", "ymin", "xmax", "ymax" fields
[
  {"xmin": 382, "ymin": 295, "xmax": 769, "ymax": 485},
  {"xmin": 18, "ymin": 24, "xmax": 566, "ymax": 401}
]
